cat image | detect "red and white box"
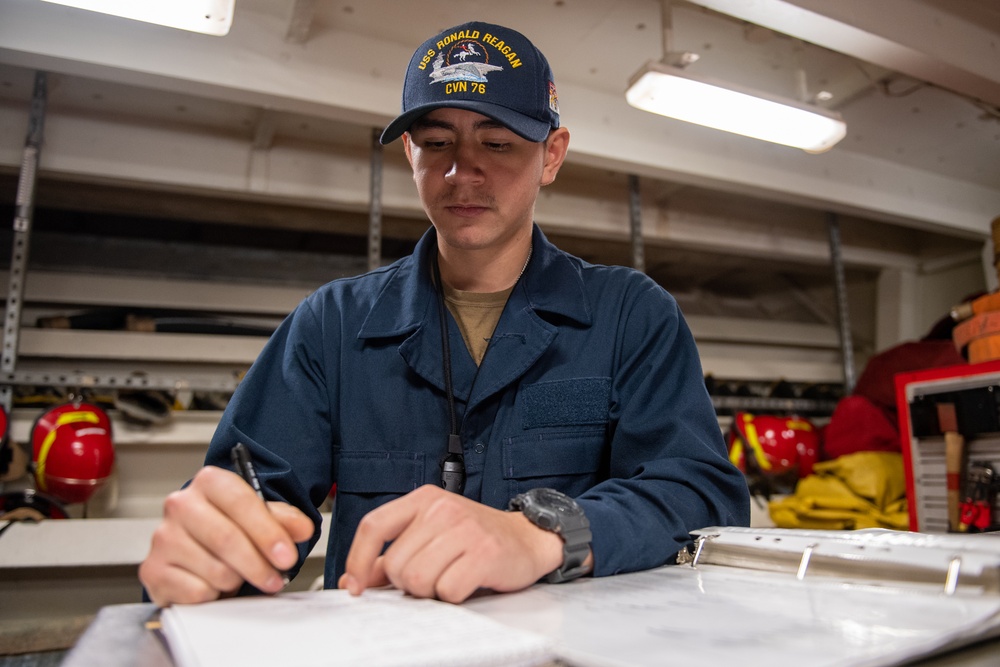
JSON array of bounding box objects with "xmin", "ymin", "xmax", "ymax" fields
[{"xmin": 896, "ymin": 359, "xmax": 1000, "ymax": 533}]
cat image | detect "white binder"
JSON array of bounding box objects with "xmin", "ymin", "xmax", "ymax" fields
[
  {"xmin": 156, "ymin": 527, "xmax": 1000, "ymax": 667},
  {"xmin": 682, "ymin": 526, "xmax": 1000, "ymax": 594},
  {"xmin": 466, "ymin": 526, "xmax": 1000, "ymax": 667}
]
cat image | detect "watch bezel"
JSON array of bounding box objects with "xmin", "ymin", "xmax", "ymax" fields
[{"xmin": 509, "ymin": 487, "xmax": 592, "ymax": 583}]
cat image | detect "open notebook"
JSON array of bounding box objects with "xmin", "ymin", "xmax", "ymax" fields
[
  {"xmin": 158, "ymin": 527, "xmax": 1000, "ymax": 667},
  {"xmin": 159, "ymin": 588, "xmax": 554, "ymax": 667}
]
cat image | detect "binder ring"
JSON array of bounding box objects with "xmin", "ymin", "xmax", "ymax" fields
[
  {"xmin": 796, "ymin": 543, "xmax": 818, "ymax": 581},
  {"xmin": 944, "ymin": 556, "xmax": 962, "ymax": 596},
  {"xmin": 690, "ymin": 533, "xmax": 718, "ymax": 567}
]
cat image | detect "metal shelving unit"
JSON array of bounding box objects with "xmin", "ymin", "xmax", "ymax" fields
[
  {"xmin": 1, "ymin": 71, "xmax": 853, "ymax": 421},
  {"xmin": 1, "ymin": 71, "xmax": 47, "ymax": 413}
]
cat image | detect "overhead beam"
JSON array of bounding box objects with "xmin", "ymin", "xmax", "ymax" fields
[
  {"xmin": 0, "ymin": 101, "xmax": 976, "ymax": 272},
  {"xmin": 251, "ymin": 110, "xmax": 277, "ymax": 150},
  {"xmin": 1, "ymin": 0, "xmax": 998, "ymax": 238},
  {"xmin": 686, "ymin": 0, "xmax": 1000, "ymax": 107},
  {"xmin": 19, "ymin": 329, "xmax": 266, "ymax": 364},
  {"xmin": 0, "ymin": 271, "xmax": 311, "ymax": 314},
  {"xmin": 285, "ymin": 0, "xmax": 318, "ymax": 44}
]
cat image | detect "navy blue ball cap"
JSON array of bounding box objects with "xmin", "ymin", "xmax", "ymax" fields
[{"xmin": 380, "ymin": 21, "xmax": 560, "ymax": 144}]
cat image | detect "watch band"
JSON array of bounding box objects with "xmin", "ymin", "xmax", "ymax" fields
[
  {"xmin": 508, "ymin": 488, "xmax": 593, "ymax": 584},
  {"xmin": 546, "ymin": 533, "xmax": 592, "ymax": 583}
]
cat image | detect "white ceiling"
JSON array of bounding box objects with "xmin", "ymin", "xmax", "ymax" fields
[
  {"xmin": 0, "ymin": 0, "xmax": 995, "ymax": 360},
  {"xmin": 301, "ymin": 0, "xmax": 999, "ymax": 191},
  {"xmin": 311, "ymin": 0, "xmax": 1000, "ymax": 190},
  {"xmin": 0, "ymin": 0, "xmax": 997, "ymax": 234}
]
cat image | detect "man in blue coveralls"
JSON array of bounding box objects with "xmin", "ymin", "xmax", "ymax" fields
[{"xmin": 140, "ymin": 20, "xmax": 750, "ymax": 607}]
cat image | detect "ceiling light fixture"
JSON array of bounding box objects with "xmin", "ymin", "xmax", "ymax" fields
[
  {"xmin": 40, "ymin": 0, "xmax": 235, "ymax": 36},
  {"xmin": 625, "ymin": 2, "xmax": 846, "ymax": 153}
]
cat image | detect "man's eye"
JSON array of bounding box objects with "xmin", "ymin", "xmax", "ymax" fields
[
  {"xmin": 485, "ymin": 142, "xmax": 511, "ymax": 151},
  {"xmin": 422, "ymin": 139, "xmax": 450, "ymax": 149}
]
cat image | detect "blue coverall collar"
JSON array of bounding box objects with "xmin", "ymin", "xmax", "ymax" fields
[{"xmin": 358, "ymin": 223, "xmax": 592, "ymax": 340}]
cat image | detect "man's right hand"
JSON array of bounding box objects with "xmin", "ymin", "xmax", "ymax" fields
[{"xmin": 139, "ymin": 465, "xmax": 314, "ymax": 607}]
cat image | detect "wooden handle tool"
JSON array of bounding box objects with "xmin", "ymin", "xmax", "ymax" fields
[{"xmin": 936, "ymin": 402, "xmax": 964, "ymax": 532}]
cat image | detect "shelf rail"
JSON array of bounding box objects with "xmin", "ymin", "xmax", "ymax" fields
[{"xmin": 1, "ymin": 71, "xmax": 48, "ymax": 413}]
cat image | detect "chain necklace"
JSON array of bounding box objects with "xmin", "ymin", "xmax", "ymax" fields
[{"xmin": 517, "ymin": 242, "xmax": 533, "ymax": 283}]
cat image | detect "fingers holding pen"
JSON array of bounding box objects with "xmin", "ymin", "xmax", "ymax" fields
[
  {"xmin": 175, "ymin": 468, "xmax": 291, "ymax": 591},
  {"xmin": 140, "ymin": 468, "xmax": 255, "ymax": 606},
  {"xmin": 267, "ymin": 500, "xmax": 317, "ymax": 544},
  {"xmin": 227, "ymin": 444, "xmax": 314, "ymax": 569},
  {"xmin": 140, "ymin": 465, "xmax": 312, "ymax": 606},
  {"xmin": 142, "ymin": 502, "xmax": 251, "ymax": 606},
  {"xmin": 196, "ymin": 466, "xmax": 312, "ymax": 583}
]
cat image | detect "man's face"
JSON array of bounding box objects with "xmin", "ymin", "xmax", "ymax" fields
[{"xmin": 402, "ymin": 108, "xmax": 567, "ymax": 255}]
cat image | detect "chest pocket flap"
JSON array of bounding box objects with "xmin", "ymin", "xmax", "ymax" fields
[
  {"xmin": 503, "ymin": 429, "xmax": 606, "ymax": 479},
  {"xmin": 336, "ymin": 451, "xmax": 425, "ymax": 494}
]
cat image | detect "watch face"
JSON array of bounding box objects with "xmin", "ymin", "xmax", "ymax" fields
[
  {"xmin": 512, "ymin": 488, "xmax": 592, "ymax": 583},
  {"xmin": 533, "ymin": 488, "xmax": 579, "ymax": 514}
]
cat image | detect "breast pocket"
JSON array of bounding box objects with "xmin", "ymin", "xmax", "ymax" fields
[
  {"xmin": 504, "ymin": 376, "xmax": 612, "ymax": 496},
  {"xmin": 502, "ymin": 428, "xmax": 607, "ymax": 497},
  {"xmin": 335, "ymin": 450, "xmax": 426, "ymax": 497},
  {"xmin": 328, "ymin": 450, "xmax": 427, "ymax": 586}
]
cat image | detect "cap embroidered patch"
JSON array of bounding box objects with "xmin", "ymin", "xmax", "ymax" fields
[
  {"xmin": 426, "ymin": 38, "xmax": 504, "ymax": 86},
  {"xmin": 380, "ymin": 22, "xmax": 560, "ymax": 144}
]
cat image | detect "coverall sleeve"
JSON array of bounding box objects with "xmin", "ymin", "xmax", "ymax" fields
[
  {"xmin": 577, "ymin": 280, "xmax": 751, "ymax": 576},
  {"xmin": 201, "ymin": 297, "xmax": 335, "ymax": 573}
]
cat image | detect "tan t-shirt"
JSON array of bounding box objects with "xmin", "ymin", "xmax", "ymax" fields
[{"xmin": 442, "ymin": 283, "xmax": 513, "ymax": 366}]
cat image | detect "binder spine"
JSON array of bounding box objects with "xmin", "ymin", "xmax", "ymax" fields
[{"xmin": 679, "ymin": 527, "xmax": 1000, "ymax": 596}]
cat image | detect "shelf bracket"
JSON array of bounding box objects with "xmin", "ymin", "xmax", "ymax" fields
[
  {"xmin": 367, "ymin": 128, "xmax": 384, "ymax": 272},
  {"xmin": 827, "ymin": 212, "xmax": 857, "ymax": 394},
  {"xmin": 628, "ymin": 174, "xmax": 646, "ymax": 274},
  {"xmin": 1, "ymin": 71, "xmax": 48, "ymax": 413}
]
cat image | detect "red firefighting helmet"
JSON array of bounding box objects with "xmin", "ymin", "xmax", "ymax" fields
[
  {"xmin": 0, "ymin": 404, "xmax": 8, "ymax": 463},
  {"xmin": 31, "ymin": 402, "xmax": 115, "ymax": 505},
  {"xmin": 727, "ymin": 412, "xmax": 819, "ymax": 489},
  {"xmin": 0, "ymin": 404, "xmax": 11, "ymax": 480},
  {"xmin": 0, "ymin": 404, "xmax": 8, "ymax": 447}
]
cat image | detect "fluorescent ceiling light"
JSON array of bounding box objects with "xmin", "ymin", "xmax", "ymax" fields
[
  {"xmin": 40, "ymin": 0, "xmax": 235, "ymax": 36},
  {"xmin": 626, "ymin": 61, "xmax": 847, "ymax": 153}
]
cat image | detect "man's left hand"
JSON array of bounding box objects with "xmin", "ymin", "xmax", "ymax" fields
[{"xmin": 338, "ymin": 484, "xmax": 569, "ymax": 603}]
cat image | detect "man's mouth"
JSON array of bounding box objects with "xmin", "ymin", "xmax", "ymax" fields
[{"xmin": 444, "ymin": 204, "xmax": 490, "ymax": 217}]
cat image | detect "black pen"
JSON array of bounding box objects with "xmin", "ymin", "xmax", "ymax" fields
[
  {"xmin": 231, "ymin": 441, "xmax": 266, "ymax": 502},
  {"xmin": 230, "ymin": 441, "xmax": 292, "ymax": 585}
]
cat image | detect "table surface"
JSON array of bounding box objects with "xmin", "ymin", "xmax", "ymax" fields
[
  {"xmin": 60, "ymin": 600, "xmax": 1000, "ymax": 667},
  {"xmin": 61, "ymin": 604, "xmax": 172, "ymax": 667}
]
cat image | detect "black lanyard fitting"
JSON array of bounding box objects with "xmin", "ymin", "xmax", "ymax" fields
[{"xmin": 434, "ymin": 256, "xmax": 466, "ymax": 495}]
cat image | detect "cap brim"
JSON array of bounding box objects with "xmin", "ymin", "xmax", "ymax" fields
[{"xmin": 380, "ymin": 101, "xmax": 553, "ymax": 144}]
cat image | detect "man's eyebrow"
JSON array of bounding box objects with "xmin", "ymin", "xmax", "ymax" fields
[
  {"xmin": 474, "ymin": 119, "xmax": 508, "ymax": 131},
  {"xmin": 408, "ymin": 116, "xmax": 510, "ymax": 133},
  {"xmin": 409, "ymin": 117, "xmax": 455, "ymax": 132}
]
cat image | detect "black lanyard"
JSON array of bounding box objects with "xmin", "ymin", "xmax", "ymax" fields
[
  {"xmin": 434, "ymin": 255, "xmax": 466, "ymax": 494},
  {"xmin": 432, "ymin": 245, "xmax": 531, "ymax": 494}
]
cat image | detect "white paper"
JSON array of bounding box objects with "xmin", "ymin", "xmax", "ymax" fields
[
  {"xmin": 466, "ymin": 563, "xmax": 1000, "ymax": 667},
  {"xmin": 159, "ymin": 528, "xmax": 1000, "ymax": 667},
  {"xmin": 160, "ymin": 588, "xmax": 554, "ymax": 667}
]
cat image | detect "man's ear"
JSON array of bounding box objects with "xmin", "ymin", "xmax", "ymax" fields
[
  {"xmin": 402, "ymin": 132, "xmax": 415, "ymax": 168},
  {"xmin": 540, "ymin": 127, "xmax": 570, "ymax": 186}
]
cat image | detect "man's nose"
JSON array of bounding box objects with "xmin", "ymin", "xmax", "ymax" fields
[{"xmin": 444, "ymin": 144, "xmax": 484, "ymax": 184}]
